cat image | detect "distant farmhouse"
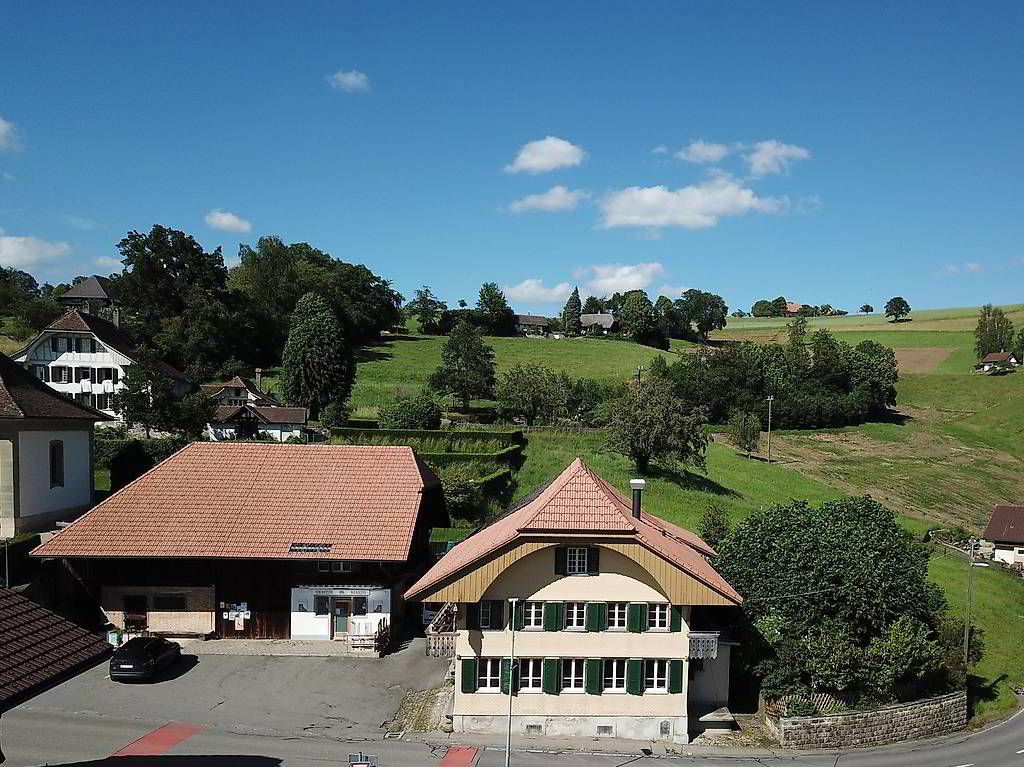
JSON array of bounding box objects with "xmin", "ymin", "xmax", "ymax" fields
[
  {"xmin": 32, "ymin": 443, "xmax": 449, "ymax": 653},
  {"xmin": 981, "ymin": 505, "xmax": 1024, "ymax": 566},
  {"xmin": 784, "ymin": 302, "xmax": 804, "ymax": 317},
  {"xmin": 1, "ymin": 351, "xmax": 111, "ymax": 538},
  {"xmin": 202, "ymin": 374, "xmax": 309, "ymax": 441},
  {"xmin": 515, "ymin": 314, "xmax": 550, "ymax": 336},
  {"xmin": 13, "ymin": 278, "xmax": 189, "ymax": 419},
  {"xmin": 581, "ymin": 312, "xmax": 616, "ymax": 334},
  {"xmin": 977, "ymin": 352, "xmax": 1019, "ymax": 373}
]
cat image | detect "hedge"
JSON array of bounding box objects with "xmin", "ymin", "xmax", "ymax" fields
[
  {"xmin": 329, "ymin": 427, "xmax": 525, "ymax": 448},
  {"xmin": 418, "ymin": 444, "xmax": 522, "ymax": 468}
]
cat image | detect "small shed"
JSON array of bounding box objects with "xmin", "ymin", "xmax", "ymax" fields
[{"xmin": 981, "ymin": 505, "xmax": 1024, "ymax": 565}]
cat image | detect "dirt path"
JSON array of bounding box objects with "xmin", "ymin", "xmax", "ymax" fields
[{"xmin": 894, "ymin": 347, "xmax": 953, "ymax": 373}]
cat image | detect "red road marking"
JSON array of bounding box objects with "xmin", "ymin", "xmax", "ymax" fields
[
  {"xmin": 440, "ymin": 745, "xmax": 479, "ymax": 766},
  {"xmin": 111, "ymin": 722, "xmax": 206, "ymax": 756}
]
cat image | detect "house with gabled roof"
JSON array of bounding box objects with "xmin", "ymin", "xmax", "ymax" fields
[
  {"xmin": 12, "ymin": 309, "xmax": 189, "ymax": 418},
  {"xmin": 1, "ymin": 352, "xmax": 111, "ymax": 538},
  {"xmin": 32, "ymin": 443, "xmax": 448, "ymax": 653},
  {"xmin": 202, "ymin": 374, "xmax": 308, "ymax": 441},
  {"xmin": 405, "ymin": 458, "xmax": 742, "ymax": 743},
  {"xmin": 982, "ymin": 505, "xmax": 1024, "ymax": 565}
]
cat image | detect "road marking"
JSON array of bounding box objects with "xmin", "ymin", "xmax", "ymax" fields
[
  {"xmin": 949, "ymin": 763, "xmax": 973, "ymax": 767},
  {"xmin": 1017, "ymin": 748, "xmax": 1024, "ymax": 754},
  {"xmin": 439, "ymin": 745, "xmax": 479, "ymax": 766},
  {"xmin": 111, "ymin": 722, "xmax": 205, "ymax": 756}
]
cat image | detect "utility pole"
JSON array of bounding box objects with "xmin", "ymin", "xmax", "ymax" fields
[
  {"xmin": 766, "ymin": 395, "xmax": 775, "ymax": 463},
  {"xmin": 505, "ymin": 597, "xmax": 518, "ymax": 767},
  {"xmin": 964, "ymin": 537, "xmax": 975, "ymax": 668}
]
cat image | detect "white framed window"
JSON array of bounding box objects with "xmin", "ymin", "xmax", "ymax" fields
[
  {"xmin": 520, "ymin": 658, "xmax": 543, "ymax": 691},
  {"xmin": 333, "ymin": 561, "xmax": 354, "ymax": 573},
  {"xmin": 561, "ymin": 658, "xmax": 585, "ymax": 692},
  {"xmin": 648, "ymin": 604, "xmax": 670, "ymax": 631},
  {"xmin": 566, "ymin": 547, "xmax": 589, "ymax": 575},
  {"xmin": 603, "ymin": 659, "xmax": 627, "ymax": 692},
  {"xmin": 480, "ymin": 601, "xmax": 492, "ymax": 629},
  {"xmin": 645, "ymin": 659, "xmax": 669, "ymax": 692},
  {"xmin": 522, "ymin": 601, "xmax": 544, "ymax": 630},
  {"xmin": 477, "ymin": 658, "xmax": 501, "ymax": 691},
  {"xmin": 607, "ymin": 602, "xmax": 628, "ymax": 630},
  {"xmin": 564, "ymin": 602, "xmax": 586, "ymax": 630}
]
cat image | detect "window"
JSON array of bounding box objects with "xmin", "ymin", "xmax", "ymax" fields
[
  {"xmin": 479, "ymin": 601, "xmax": 492, "ymax": 629},
  {"xmin": 314, "ymin": 596, "xmax": 330, "ymax": 615},
  {"xmin": 74, "ymin": 338, "xmax": 83, "ymax": 353},
  {"xmin": 95, "ymin": 393, "xmax": 110, "ymax": 411},
  {"xmin": 564, "ymin": 602, "xmax": 586, "ymax": 630},
  {"xmin": 62, "ymin": 337, "xmax": 72, "ymax": 353},
  {"xmin": 561, "ymin": 658, "xmax": 585, "ymax": 692},
  {"xmin": 50, "ymin": 337, "xmax": 59, "ymax": 353},
  {"xmin": 603, "ymin": 659, "xmax": 627, "ymax": 692},
  {"xmin": 645, "ymin": 659, "xmax": 669, "ymax": 692},
  {"xmin": 152, "ymin": 594, "xmax": 187, "ymax": 611},
  {"xmin": 648, "ymin": 604, "xmax": 669, "ymax": 631},
  {"xmin": 522, "ymin": 601, "xmax": 544, "ymax": 630},
  {"xmin": 519, "ymin": 658, "xmax": 543, "ymax": 691},
  {"xmin": 49, "ymin": 440, "xmax": 64, "ymax": 488},
  {"xmin": 89, "ymin": 339, "xmax": 97, "ymax": 353},
  {"xmin": 53, "ymin": 366, "xmax": 70, "ymax": 383},
  {"xmin": 607, "ymin": 602, "xmax": 628, "ymax": 630},
  {"xmin": 566, "ymin": 546, "xmax": 589, "ymax": 575},
  {"xmin": 477, "ymin": 658, "xmax": 501, "ymax": 691}
]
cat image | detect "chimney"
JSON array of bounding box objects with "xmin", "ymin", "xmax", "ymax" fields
[
  {"xmin": 255, "ymin": 368, "xmax": 263, "ymax": 390},
  {"xmin": 629, "ymin": 478, "xmax": 646, "ymax": 519}
]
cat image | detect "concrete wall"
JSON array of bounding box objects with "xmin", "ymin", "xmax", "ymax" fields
[
  {"xmin": 765, "ymin": 691, "xmax": 967, "ymax": 749},
  {"xmin": 18, "ymin": 430, "xmax": 92, "ymax": 518},
  {"xmin": 102, "ymin": 585, "xmax": 216, "ymax": 636},
  {"xmin": 992, "ymin": 543, "xmax": 1024, "ymax": 565}
]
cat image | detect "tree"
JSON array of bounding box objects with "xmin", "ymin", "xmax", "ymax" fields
[
  {"xmin": 699, "ymin": 503, "xmax": 732, "ymax": 550},
  {"xmin": 495, "ymin": 363, "xmax": 568, "ymax": 426},
  {"xmin": 377, "ymin": 392, "xmax": 442, "ymax": 429},
  {"xmin": 476, "ymin": 282, "xmax": 516, "ymax": 336},
  {"xmin": 728, "ymin": 410, "xmax": 761, "ymax": 457},
  {"xmin": 582, "ymin": 295, "xmax": 605, "ymax": 314},
  {"xmin": 770, "ymin": 296, "xmax": 789, "ymax": 317},
  {"xmin": 281, "ymin": 293, "xmax": 355, "ymax": 419},
  {"xmin": 884, "ymin": 296, "xmax": 911, "ymax": 323},
  {"xmin": 655, "ymin": 295, "xmax": 686, "ymax": 338},
  {"xmin": 974, "ymin": 304, "xmax": 1015, "ymax": 359},
  {"xmin": 406, "ymin": 286, "xmax": 447, "ymax": 335},
  {"xmin": 786, "ymin": 316, "xmax": 809, "ymax": 348},
  {"xmin": 617, "ymin": 291, "xmax": 664, "ymax": 348},
  {"xmin": 561, "ymin": 287, "xmax": 582, "ymax": 337},
  {"xmin": 860, "ymin": 304, "xmax": 874, "ymax": 314},
  {"xmin": 428, "ymin": 320, "xmax": 497, "ymax": 408},
  {"xmin": 605, "ymin": 376, "xmax": 708, "ymax": 473},
  {"xmin": 111, "ymin": 347, "xmax": 180, "ymax": 438},
  {"xmin": 677, "ymin": 289, "xmax": 728, "ymax": 342},
  {"xmin": 751, "ymin": 299, "xmax": 774, "ymax": 318}
]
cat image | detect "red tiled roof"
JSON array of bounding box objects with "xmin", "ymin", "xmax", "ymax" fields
[
  {"xmin": 0, "ymin": 352, "xmax": 111, "ymax": 421},
  {"xmin": 32, "ymin": 443, "xmax": 442, "ymax": 562},
  {"xmin": 212, "ymin": 404, "xmax": 308, "ymax": 425},
  {"xmin": 0, "ymin": 588, "xmax": 111, "ymax": 712},
  {"xmin": 980, "ymin": 352, "xmax": 1016, "ymax": 364},
  {"xmin": 405, "ymin": 458, "xmax": 741, "ymax": 604},
  {"xmin": 785, "ymin": 302, "xmax": 803, "ymax": 314},
  {"xmin": 203, "ymin": 376, "xmax": 280, "ymax": 405},
  {"xmin": 983, "ymin": 505, "xmax": 1024, "ymax": 544}
]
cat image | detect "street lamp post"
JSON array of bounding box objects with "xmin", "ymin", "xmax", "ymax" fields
[
  {"xmin": 766, "ymin": 395, "xmax": 775, "ymax": 463},
  {"xmin": 505, "ymin": 597, "xmax": 519, "ymax": 767}
]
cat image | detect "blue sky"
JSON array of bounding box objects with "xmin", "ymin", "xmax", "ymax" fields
[{"xmin": 1, "ymin": 2, "xmax": 1022, "ymax": 315}]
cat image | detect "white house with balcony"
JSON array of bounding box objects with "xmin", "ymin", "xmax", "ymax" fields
[
  {"xmin": 12, "ymin": 310, "xmax": 189, "ymax": 420},
  {"xmin": 405, "ymin": 459, "xmax": 743, "ymax": 744}
]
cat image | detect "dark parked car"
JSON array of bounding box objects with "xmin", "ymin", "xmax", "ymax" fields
[{"xmin": 109, "ymin": 637, "xmax": 181, "ymax": 681}]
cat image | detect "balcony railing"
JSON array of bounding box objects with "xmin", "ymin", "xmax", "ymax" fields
[
  {"xmin": 425, "ymin": 602, "xmax": 457, "ymax": 658},
  {"xmin": 688, "ymin": 631, "xmax": 720, "ymax": 659}
]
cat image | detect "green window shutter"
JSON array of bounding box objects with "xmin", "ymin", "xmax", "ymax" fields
[
  {"xmin": 500, "ymin": 657, "xmax": 512, "ymax": 694},
  {"xmin": 585, "ymin": 602, "xmax": 606, "ymax": 632},
  {"xmin": 543, "ymin": 602, "xmax": 563, "ymax": 631},
  {"xmin": 627, "ymin": 603, "xmax": 648, "ymax": 633},
  {"xmin": 626, "ymin": 659, "xmax": 643, "ymax": 695},
  {"xmin": 587, "ymin": 546, "xmax": 600, "ymax": 575},
  {"xmin": 554, "ymin": 546, "xmax": 567, "ymax": 575},
  {"xmin": 513, "ymin": 601, "xmax": 525, "ymax": 631},
  {"xmin": 669, "ymin": 659, "xmax": 684, "ymax": 694},
  {"xmin": 491, "ymin": 600, "xmax": 505, "ymax": 630},
  {"xmin": 585, "ymin": 658, "xmax": 602, "ymax": 695},
  {"xmin": 466, "ymin": 602, "xmax": 480, "ymax": 631},
  {"xmin": 461, "ymin": 658, "xmax": 478, "ymax": 693},
  {"xmin": 670, "ymin": 605, "xmax": 683, "ymax": 633},
  {"xmin": 542, "ymin": 658, "xmax": 561, "ymax": 694}
]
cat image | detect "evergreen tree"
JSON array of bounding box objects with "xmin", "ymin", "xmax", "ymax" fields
[
  {"xmin": 561, "ymin": 287, "xmax": 582, "ymax": 336},
  {"xmin": 582, "ymin": 295, "xmax": 605, "ymax": 314},
  {"xmin": 281, "ymin": 293, "xmax": 355, "ymax": 419},
  {"xmin": 476, "ymin": 282, "xmax": 517, "ymax": 336},
  {"xmin": 428, "ymin": 320, "xmax": 497, "ymax": 408}
]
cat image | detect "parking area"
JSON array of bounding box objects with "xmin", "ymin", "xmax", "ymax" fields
[{"xmin": 14, "ymin": 637, "xmax": 449, "ymax": 742}]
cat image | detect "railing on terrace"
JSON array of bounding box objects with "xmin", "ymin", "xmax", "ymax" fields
[
  {"xmin": 688, "ymin": 631, "xmax": 720, "ymax": 660},
  {"xmin": 425, "ymin": 602, "xmax": 457, "ymax": 658}
]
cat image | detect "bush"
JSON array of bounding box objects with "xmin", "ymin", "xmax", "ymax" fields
[
  {"xmin": 109, "ymin": 435, "xmax": 190, "ymax": 490},
  {"xmin": 378, "ymin": 393, "xmax": 442, "ymax": 430},
  {"xmin": 319, "ymin": 401, "xmax": 351, "ymax": 428}
]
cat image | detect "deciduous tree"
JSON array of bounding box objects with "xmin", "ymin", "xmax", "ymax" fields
[
  {"xmin": 677, "ymin": 289, "xmax": 728, "ymax": 341},
  {"xmin": 728, "ymin": 410, "xmax": 761, "ymax": 457},
  {"xmin": 428, "ymin": 320, "xmax": 497, "ymax": 408},
  {"xmin": 884, "ymin": 296, "xmax": 911, "ymax": 323},
  {"xmin": 495, "ymin": 363, "xmax": 567, "ymax": 426},
  {"xmin": 973, "ymin": 303, "xmax": 1015, "ymax": 359},
  {"xmin": 406, "ymin": 286, "xmax": 447, "ymax": 335},
  {"xmin": 860, "ymin": 303, "xmax": 874, "ymax": 314}
]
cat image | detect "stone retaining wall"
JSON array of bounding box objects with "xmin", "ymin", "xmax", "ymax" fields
[{"xmin": 765, "ymin": 691, "xmax": 967, "ymax": 749}]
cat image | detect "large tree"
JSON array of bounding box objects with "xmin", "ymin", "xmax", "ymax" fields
[
  {"xmin": 495, "ymin": 363, "xmax": 568, "ymax": 426},
  {"xmin": 476, "ymin": 282, "xmax": 517, "ymax": 336},
  {"xmin": 617, "ymin": 290, "xmax": 664, "ymax": 347},
  {"xmin": 561, "ymin": 287, "xmax": 582, "ymax": 337},
  {"xmin": 860, "ymin": 303, "xmax": 874, "ymax": 314},
  {"xmin": 884, "ymin": 296, "xmax": 911, "ymax": 323},
  {"xmin": 111, "ymin": 347, "xmax": 214, "ymax": 438},
  {"xmin": 281, "ymin": 293, "xmax": 355, "ymax": 419},
  {"xmin": 428, "ymin": 320, "xmax": 497, "ymax": 408},
  {"xmin": 974, "ymin": 303, "xmax": 1015, "ymax": 359},
  {"xmin": 605, "ymin": 376, "xmax": 708, "ymax": 473},
  {"xmin": 677, "ymin": 289, "xmax": 728, "ymax": 342},
  {"xmin": 406, "ymin": 286, "xmax": 447, "ymax": 335},
  {"xmin": 582, "ymin": 295, "xmax": 605, "ymax": 314}
]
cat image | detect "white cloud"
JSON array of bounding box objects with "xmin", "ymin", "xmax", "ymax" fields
[
  {"xmin": 657, "ymin": 284, "xmax": 690, "ymax": 298},
  {"xmin": 942, "ymin": 261, "xmax": 984, "ymax": 275},
  {"xmin": 796, "ymin": 195, "xmax": 823, "ymax": 214},
  {"xmin": 651, "ymin": 145, "xmax": 669, "ymax": 155},
  {"xmin": 65, "ymin": 215, "xmax": 102, "ymax": 230},
  {"xmin": 204, "ymin": 208, "xmax": 252, "ymax": 233},
  {"xmin": 508, "ymin": 185, "xmax": 590, "ymax": 213},
  {"xmin": 327, "ymin": 69, "xmax": 371, "ymax": 92},
  {"xmin": 0, "ymin": 117, "xmax": 21, "ymax": 152},
  {"xmin": 599, "ymin": 174, "xmax": 784, "ymax": 230},
  {"xmin": 578, "ymin": 262, "xmax": 665, "ymax": 294},
  {"xmin": 0, "ymin": 235, "xmax": 71, "ymax": 268},
  {"xmin": 676, "ymin": 140, "xmax": 730, "ymax": 164},
  {"xmin": 744, "ymin": 140, "xmax": 810, "ymax": 176},
  {"xmin": 95, "ymin": 256, "xmax": 121, "ymax": 269},
  {"xmin": 503, "ymin": 278, "xmax": 573, "ymax": 304},
  {"xmin": 504, "ymin": 136, "xmax": 586, "ymax": 174}
]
